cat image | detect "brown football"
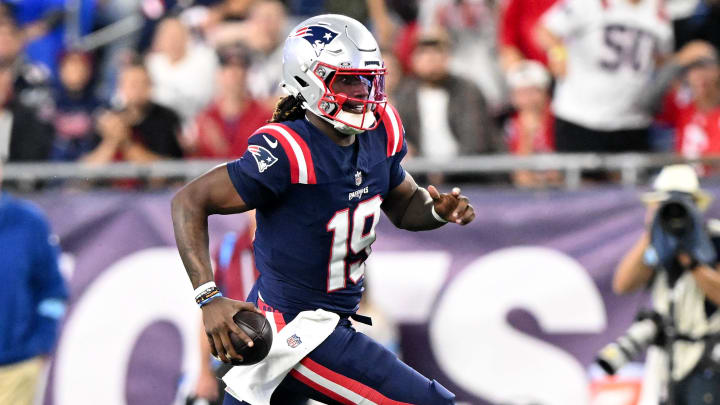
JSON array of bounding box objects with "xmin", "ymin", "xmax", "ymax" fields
[{"xmin": 228, "ymin": 311, "xmax": 273, "ymax": 366}]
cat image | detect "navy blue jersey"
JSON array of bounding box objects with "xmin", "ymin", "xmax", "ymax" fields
[{"xmin": 227, "ymin": 105, "xmax": 407, "ymax": 316}]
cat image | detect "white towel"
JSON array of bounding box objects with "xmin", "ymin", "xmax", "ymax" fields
[{"xmin": 223, "ymin": 309, "xmax": 340, "ymax": 405}]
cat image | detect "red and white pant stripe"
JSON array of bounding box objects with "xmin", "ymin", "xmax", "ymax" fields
[{"xmin": 289, "ymin": 358, "xmax": 411, "ymax": 405}]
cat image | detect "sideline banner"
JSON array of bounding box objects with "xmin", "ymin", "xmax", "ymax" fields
[{"xmin": 26, "ymin": 184, "xmax": 720, "ymax": 405}]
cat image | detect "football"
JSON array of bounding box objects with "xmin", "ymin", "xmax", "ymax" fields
[{"xmin": 228, "ymin": 310, "xmax": 273, "ymax": 366}]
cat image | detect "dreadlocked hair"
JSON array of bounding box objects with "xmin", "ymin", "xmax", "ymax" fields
[{"xmin": 269, "ymin": 95, "xmax": 306, "ymax": 123}]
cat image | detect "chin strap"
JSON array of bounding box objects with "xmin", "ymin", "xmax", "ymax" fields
[
  {"xmin": 332, "ymin": 110, "xmax": 376, "ymax": 135},
  {"xmin": 308, "ymin": 110, "xmax": 377, "ymax": 136}
]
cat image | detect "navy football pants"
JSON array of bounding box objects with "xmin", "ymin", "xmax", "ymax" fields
[{"xmin": 222, "ymin": 293, "xmax": 455, "ymax": 405}]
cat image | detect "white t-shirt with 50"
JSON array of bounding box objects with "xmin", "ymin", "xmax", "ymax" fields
[{"xmin": 542, "ymin": 0, "xmax": 673, "ymax": 130}]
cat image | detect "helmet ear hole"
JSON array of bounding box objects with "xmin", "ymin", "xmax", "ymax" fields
[
  {"xmin": 320, "ymin": 101, "xmax": 338, "ymax": 115},
  {"xmin": 294, "ymin": 76, "xmax": 309, "ymax": 88}
]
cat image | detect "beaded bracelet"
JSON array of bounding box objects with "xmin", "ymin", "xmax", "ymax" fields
[
  {"xmin": 198, "ymin": 291, "xmax": 223, "ymax": 307},
  {"xmin": 194, "ymin": 281, "xmax": 222, "ymax": 306}
]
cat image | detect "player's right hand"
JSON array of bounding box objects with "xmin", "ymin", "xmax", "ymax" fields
[
  {"xmin": 201, "ymin": 297, "xmax": 263, "ymax": 363},
  {"xmin": 428, "ymin": 185, "xmax": 474, "ymax": 225}
]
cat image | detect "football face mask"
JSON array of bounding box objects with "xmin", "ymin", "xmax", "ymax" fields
[{"xmin": 313, "ymin": 62, "xmax": 387, "ymax": 132}]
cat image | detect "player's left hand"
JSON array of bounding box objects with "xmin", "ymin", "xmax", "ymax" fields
[{"xmin": 428, "ymin": 185, "xmax": 475, "ymax": 225}]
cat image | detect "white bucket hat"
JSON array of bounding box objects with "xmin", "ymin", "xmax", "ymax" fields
[
  {"xmin": 506, "ymin": 60, "xmax": 551, "ymax": 90},
  {"xmin": 642, "ymin": 164, "xmax": 713, "ymax": 211}
]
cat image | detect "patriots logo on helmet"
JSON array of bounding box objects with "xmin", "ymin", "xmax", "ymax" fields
[
  {"xmin": 248, "ymin": 144, "xmax": 278, "ymax": 173},
  {"xmin": 293, "ymin": 25, "xmax": 339, "ymax": 56}
]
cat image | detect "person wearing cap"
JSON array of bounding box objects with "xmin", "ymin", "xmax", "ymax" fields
[
  {"xmin": 393, "ymin": 27, "xmax": 502, "ymax": 161},
  {"xmin": 614, "ymin": 164, "xmax": 720, "ymax": 405},
  {"xmin": 186, "ymin": 45, "xmax": 273, "ymax": 159},
  {"xmin": 504, "ymin": 60, "xmax": 560, "ymax": 187}
]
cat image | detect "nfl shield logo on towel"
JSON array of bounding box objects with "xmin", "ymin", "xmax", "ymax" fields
[
  {"xmin": 287, "ymin": 334, "xmax": 302, "ymax": 348},
  {"xmin": 355, "ymin": 171, "xmax": 362, "ymax": 186}
]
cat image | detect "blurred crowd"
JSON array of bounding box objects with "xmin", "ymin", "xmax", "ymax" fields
[{"xmin": 2, "ymin": 0, "xmax": 720, "ymax": 187}]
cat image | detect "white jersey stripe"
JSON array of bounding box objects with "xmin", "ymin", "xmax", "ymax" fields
[
  {"xmin": 265, "ymin": 311, "xmax": 278, "ymax": 336},
  {"xmin": 240, "ymin": 250, "xmax": 255, "ymax": 300},
  {"xmin": 293, "ymin": 363, "xmax": 379, "ymax": 405},
  {"xmin": 258, "ymin": 124, "xmax": 309, "ymax": 184},
  {"xmin": 386, "ymin": 107, "xmax": 400, "ymax": 156}
]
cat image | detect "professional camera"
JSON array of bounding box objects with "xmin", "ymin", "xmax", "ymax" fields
[
  {"xmin": 647, "ymin": 192, "xmax": 716, "ymax": 275},
  {"xmin": 596, "ymin": 310, "xmax": 665, "ymax": 375}
]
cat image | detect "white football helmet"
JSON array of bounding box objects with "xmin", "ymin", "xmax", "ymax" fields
[{"xmin": 280, "ymin": 14, "xmax": 387, "ymax": 135}]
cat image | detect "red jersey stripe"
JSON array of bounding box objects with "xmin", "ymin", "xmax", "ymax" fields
[
  {"xmin": 274, "ymin": 123, "xmax": 317, "ymax": 184},
  {"xmin": 254, "ymin": 126, "xmax": 301, "ymax": 183},
  {"xmin": 389, "ymin": 104, "xmax": 404, "ymax": 154},
  {"xmin": 272, "ymin": 311, "xmax": 286, "ymax": 332},
  {"xmin": 381, "ymin": 106, "xmax": 398, "ymax": 157}
]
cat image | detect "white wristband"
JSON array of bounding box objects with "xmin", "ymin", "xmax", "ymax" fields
[
  {"xmin": 194, "ymin": 281, "xmax": 217, "ymax": 299},
  {"xmin": 431, "ymin": 205, "xmax": 448, "ymax": 223}
]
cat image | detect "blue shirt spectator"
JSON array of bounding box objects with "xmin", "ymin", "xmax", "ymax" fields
[{"xmin": 0, "ymin": 192, "xmax": 67, "ymax": 366}]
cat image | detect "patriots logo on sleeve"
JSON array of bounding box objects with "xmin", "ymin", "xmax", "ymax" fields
[
  {"xmin": 248, "ymin": 144, "xmax": 278, "ymax": 173},
  {"xmin": 293, "ymin": 25, "xmax": 339, "ymax": 56}
]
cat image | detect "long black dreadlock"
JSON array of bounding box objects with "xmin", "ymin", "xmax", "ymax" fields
[{"xmin": 269, "ymin": 95, "xmax": 306, "ymax": 123}]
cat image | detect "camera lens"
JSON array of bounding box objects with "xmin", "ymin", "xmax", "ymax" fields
[{"xmin": 659, "ymin": 202, "xmax": 691, "ymax": 236}]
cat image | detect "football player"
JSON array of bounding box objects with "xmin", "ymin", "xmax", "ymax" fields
[{"xmin": 172, "ymin": 14, "xmax": 473, "ymax": 405}]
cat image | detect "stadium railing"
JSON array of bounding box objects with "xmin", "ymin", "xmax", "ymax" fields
[{"xmin": 4, "ymin": 153, "xmax": 719, "ymax": 190}]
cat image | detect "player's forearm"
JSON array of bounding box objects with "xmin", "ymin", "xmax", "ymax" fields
[
  {"xmin": 171, "ymin": 189, "xmax": 215, "ymax": 288},
  {"xmin": 398, "ymin": 187, "xmax": 446, "ymax": 232},
  {"xmin": 172, "ymin": 166, "xmax": 252, "ymax": 287}
]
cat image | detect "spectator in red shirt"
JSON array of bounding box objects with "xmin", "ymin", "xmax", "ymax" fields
[
  {"xmin": 186, "ymin": 45, "xmax": 272, "ymax": 159},
  {"xmin": 505, "ymin": 61, "xmax": 554, "ymax": 155},
  {"xmin": 498, "ymin": 0, "xmax": 558, "ymax": 71},
  {"xmin": 504, "ymin": 60, "xmax": 560, "ymax": 187},
  {"xmin": 657, "ymin": 41, "xmax": 720, "ymax": 162}
]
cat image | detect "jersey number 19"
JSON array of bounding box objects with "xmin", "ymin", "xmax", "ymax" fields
[{"xmin": 326, "ymin": 195, "xmax": 383, "ymax": 292}]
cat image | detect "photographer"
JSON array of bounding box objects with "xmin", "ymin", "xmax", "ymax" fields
[{"xmin": 613, "ymin": 164, "xmax": 720, "ymax": 405}]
